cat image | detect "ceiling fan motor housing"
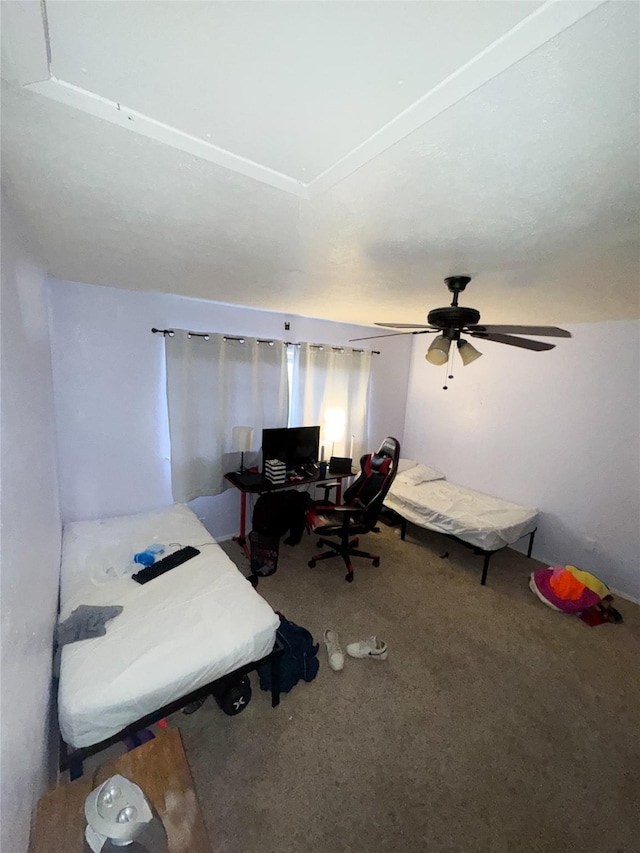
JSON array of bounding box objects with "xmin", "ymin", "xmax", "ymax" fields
[
  {"xmin": 427, "ymin": 306, "xmax": 481, "ymax": 330},
  {"xmin": 444, "ymin": 275, "xmax": 472, "ymax": 293}
]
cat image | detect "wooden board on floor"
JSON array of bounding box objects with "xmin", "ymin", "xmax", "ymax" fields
[{"xmin": 30, "ymin": 728, "xmax": 210, "ymax": 852}]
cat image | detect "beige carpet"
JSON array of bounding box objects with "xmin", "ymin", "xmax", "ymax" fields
[{"xmin": 173, "ymin": 522, "xmax": 640, "ymax": 853}]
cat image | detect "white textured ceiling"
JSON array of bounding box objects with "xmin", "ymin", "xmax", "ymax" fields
[
  {"xmin": 1, "ymin": 0, "xmax": 639, "ymax": 327},
  {"xmin": 44, "ymin": 0, "xmax": 543, "ymax": 182}
]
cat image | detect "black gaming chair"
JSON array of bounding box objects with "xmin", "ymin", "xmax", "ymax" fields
[{"xmin": 306, "ymin": 436, "xmax": 401, "ymax": 582}]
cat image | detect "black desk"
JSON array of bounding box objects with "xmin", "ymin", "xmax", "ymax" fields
[{"xmin": 224, "ymin": 470, "xmax": 354, "ymax": 559}]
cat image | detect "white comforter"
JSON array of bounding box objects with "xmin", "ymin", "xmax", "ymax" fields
[{"xmin": 58, "ymin": 503, "xmax": 279, "ymax": 749}]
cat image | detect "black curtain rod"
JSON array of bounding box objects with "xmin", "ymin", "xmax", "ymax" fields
[{"xmin": 151, "ymin": 328, "xmax": 380, "ymax": 354}]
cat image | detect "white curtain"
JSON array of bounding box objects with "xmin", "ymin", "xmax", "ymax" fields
[
  {"xmin": 165, "ymin": 332, "xmax": 289, "ymax": 502},
  {"xmin": 290, "ymin": 344, "xmax": 372, "ymax": 462}
]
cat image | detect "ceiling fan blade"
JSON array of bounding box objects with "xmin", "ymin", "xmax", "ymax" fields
[
  {"xmin": 469, "ymin": 332, "xmax": 556, "ymax": 351},
  {"xmin": 375, "ymin": 322, "xmax": 436, "ymax": 329},
  {"xmin": 467, "ymin": 325, "xmax": 571, "ymax": 337},
  {"xmin": 349, "ymin": 329, "xmax": 437, "ymax": 342}
]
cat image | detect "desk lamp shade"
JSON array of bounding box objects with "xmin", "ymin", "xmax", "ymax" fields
[
  {"xmin": 324, "ymin": 408, "xmax": 346, "ymax": 457},
  {"xmin": 232, "ymin": 426, "xmax": 254, "ymax": 473}
]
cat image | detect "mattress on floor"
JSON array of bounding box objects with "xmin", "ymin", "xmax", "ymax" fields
[
  {"xmin": 58, "ymin": 503, "xmax": 279, "ymax": 749},
  {"xmin": 385, "ymin": 476, "xmax": 538, "ymax": 552}
]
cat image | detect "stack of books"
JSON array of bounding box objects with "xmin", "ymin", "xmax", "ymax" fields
[{"xmin": 264, "ymin": 459, "xmax": 287, "ymax": 485}]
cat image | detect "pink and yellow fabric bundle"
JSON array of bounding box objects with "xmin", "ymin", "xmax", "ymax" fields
[{"xmin": 529, "ymin": 565, "xmax": 610, "ymax": 614}]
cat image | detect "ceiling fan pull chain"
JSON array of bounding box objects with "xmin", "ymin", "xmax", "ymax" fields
[{"xmin": 443, "ymin": 341, "xmax": 455, "ymax": 390}]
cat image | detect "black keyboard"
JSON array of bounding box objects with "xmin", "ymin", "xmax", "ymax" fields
[{"xmin": 132, "ymin": 546, "xmax": 200, "ymax": 584}]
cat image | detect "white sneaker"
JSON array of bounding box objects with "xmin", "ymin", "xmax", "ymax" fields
[
  {"xmin": 323, "ymin": 629, "xmax": 344, "ymax": 671},
  {"xmin": 346, "ymin": 636, "xmax": 388, "ymax": 660}
]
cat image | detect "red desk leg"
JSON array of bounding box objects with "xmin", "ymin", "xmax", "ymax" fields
[{"xmin": 234, "ymin": 491, "xmax": 251, "ymax": 560}]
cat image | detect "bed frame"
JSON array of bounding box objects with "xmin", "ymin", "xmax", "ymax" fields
[
  {"xmin": 383, "ymin": 508, "xmax": 537, "ymax": 585},
  {"xmin": 59, "ymin": 639, "xmax": 283, "ymax": 780}
]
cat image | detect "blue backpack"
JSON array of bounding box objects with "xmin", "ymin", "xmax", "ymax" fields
[{"xmin": 258, "ymin": 613, "xmax": 320, "ymax": 694}]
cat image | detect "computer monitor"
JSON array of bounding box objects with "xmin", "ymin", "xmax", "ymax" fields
[{"xmin": 262, "ymin": 426, "xmax": 320, "ymax": 473}]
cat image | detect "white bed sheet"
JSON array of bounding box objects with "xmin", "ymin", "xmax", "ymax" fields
[
  {"xmin": 58, "ymin": 504, "xmax": 279, "ymax": 749},
  {"xmin": 385, "ymin": 474, "xmax": 537, "ymax": 552}
]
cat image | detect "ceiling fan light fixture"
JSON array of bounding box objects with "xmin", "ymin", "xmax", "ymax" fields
[
  {"xmin": 425, "ymin": 334, "xmax": 451, "ymax": 365},
  {"xmin": 457, "ymin": 339, "xmax": 483, "ymax": 366}
]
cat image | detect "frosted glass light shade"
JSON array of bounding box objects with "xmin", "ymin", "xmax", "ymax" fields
[
  {"xmin": 457, "ymin": 339, "xmax": 483, "ymax": 366},
  {"xmin": 231, "ymin": 426, "xmax": 254, "ymax": 452},
  {"xmin": 425, "ymin": 335, "xmax": 451, "ymax": 366}
]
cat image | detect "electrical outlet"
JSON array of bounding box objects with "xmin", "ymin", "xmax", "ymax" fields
[{"xmin": 584, "ymin": 537, "xmax": 597, "ymax": 552}]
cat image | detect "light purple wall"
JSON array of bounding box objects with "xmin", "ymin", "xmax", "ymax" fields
[
  {"xmin": 47, "ymin": 279, "xmax": 411, "ymax": 537},
  {"xmin": 1, "ymin": 196, "xmax": 61, "ymax": 851},
  {"xmin": 402, "ymin": 321, "xmax": 640, "ymax": 600},
  {"xmin": 41, "ymin": 273, "xmax": 640, "ymax": 603}
]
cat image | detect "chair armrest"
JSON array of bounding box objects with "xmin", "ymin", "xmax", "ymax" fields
[{"xmin": 318, "ymin": 482, "xmax": 339, "ymax": 501}]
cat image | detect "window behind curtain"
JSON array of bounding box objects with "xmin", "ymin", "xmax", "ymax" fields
[
  {"xmin": 289, "ymin": 343, "xmax": 372, "ymax": 462},
  {"xmin": 165, "ymin": 332, "xmax": 289, "ymax": 501}
]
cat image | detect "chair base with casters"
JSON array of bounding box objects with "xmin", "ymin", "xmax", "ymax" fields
[
  {"xmin": 308, "ymin": 525, "xmax": 381, "ymax": 583},
  {"xmin": 306, "ymin": 436, "xmax": 400, "ymax": 582}
]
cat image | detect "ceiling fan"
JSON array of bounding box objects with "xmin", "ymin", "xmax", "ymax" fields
[{"xmin": 350, "ymin": 276, "xmax": 571, "ymax": 371}]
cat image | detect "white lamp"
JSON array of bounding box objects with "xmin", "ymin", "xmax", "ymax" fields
[
  {"xmin": 323, "ymin": 409, "xmax": 346, "ymax": 458},
  {"xmin": 232, "ymin": 426, "xmax": 254, "ymax": 473},
  {"xmin": 425, "ymin": 335, "xmax": 451, "ymax": 365}
]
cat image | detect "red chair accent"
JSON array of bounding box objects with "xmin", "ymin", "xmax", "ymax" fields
[{"xmin": 306, "ymin": 437, "xmax": 401, "ymax": 582}]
